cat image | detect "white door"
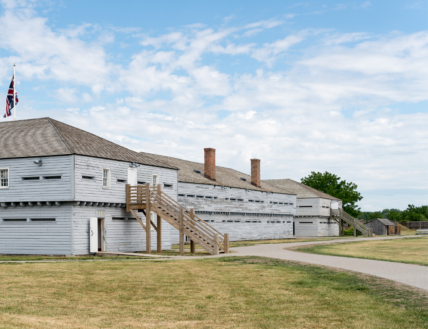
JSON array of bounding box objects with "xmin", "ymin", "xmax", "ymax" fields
[
  {"xmin": 128, "ymin": 168, "xmax": 138, "ymax": 186},
  {"xmin": 89, "ymin": 217, "xmax": 98, "ymax": 253}
]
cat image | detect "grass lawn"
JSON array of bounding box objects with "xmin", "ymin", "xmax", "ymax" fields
[
  {"xmin": 295, "ymin": 237, "xmax": 428, "ymax": 266},
  {"xmin": 0, "ymin": 255, "xmax": 156, "ymax": 262},
  {"xmin": 1, "ymin": 257, "xmax": 427, "ymax": 328}
]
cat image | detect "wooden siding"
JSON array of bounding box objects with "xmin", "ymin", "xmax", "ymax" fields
[
  {"xmin": 74, "ymin": 155, "xmax": 178, "ymax": 203},
  {"xmin": 296, "ymin": 198, "xmax": 321, "ymax": 216},
  {"xmin": 171, "ymin": 214, "xmax": 293, "ymax": 243},
  {"xmin": 173, "ymin": 182, "xmax": 295, "ymax": 242},
  {"xmin": 0, "ymin": 155, "xmax": 73, "ymax": 202},
  {"xmin": 294, "ymin": 217, "xmax": 339, "ymax": 237},
  {"xmin": 318, "ymin": 218, "xmax": 339, "ymax": 237},
  {"xmin": 0, "ymin": 205, "xmax": 73, "ymax": 255},
  {"xmin": 72, "ymin": 205, "xmax": 172, "ymax": 255},
  {"xmin": 178, "ymin": 182, "xmax": 296, "ymax": 214},
  {"xmin": 366, "ymin": 220, "xmax": 388, "ymax": 236}
]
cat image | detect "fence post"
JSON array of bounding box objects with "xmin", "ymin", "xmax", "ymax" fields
[
  {"xmin": 213, "ymin": 233, "xmax": 219, "ymax": 255},
  {"xmin": 224, "ymin": 233, "xmax": 229, "ymax": 254},
  {"xmin": 179, "ymin": 208, "xmax": 184, "ymax": 255},
  {"xmin": 189, "ymin": 208, "xmax": 195, "ymax": 253},
  {"xmin": 146, "ymin": 183, "xmax": 151, "ymax": 254}
]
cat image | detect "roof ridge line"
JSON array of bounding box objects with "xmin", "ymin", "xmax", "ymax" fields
[{"xmin": 47, "ymin": 118, "xmax": 75, "ymax": 154}]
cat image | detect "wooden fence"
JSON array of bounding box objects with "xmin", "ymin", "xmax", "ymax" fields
[{"xmin": 399, "ymin": 221, "xmax": 428, "ymax": 229}]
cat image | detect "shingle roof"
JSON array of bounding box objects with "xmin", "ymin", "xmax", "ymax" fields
[
  {"xmin": 377, "ymin": 218, "xmax": 395, "ymax": 226},
  {"xmin": 0, "ymin": 117, "xmax": 177, "ymax": 170},
  {"xmin": 141, "ymin": 152, "xmax": 296, "ymax": 195},
  {"xmin": 263, "ymin": 179, "xmax": 340, "ymax": 200}
]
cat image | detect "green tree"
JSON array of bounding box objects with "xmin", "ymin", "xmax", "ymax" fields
[
  {"xmin": 400, "ymin": 205, "xmax": 428, "ymax": 222},
  {"xmin": 385, "ymin": 209, "xmax": 402, "ymax": 222},
  {"xmin": 301, "ymin": 171, "xmax": 363, "ymax": 217}
]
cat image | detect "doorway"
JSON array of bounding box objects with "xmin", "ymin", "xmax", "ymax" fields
[
  {"xmin": 98, "ymin": 218, "xmax": 105, "ymax": 252},
  {"xmin": 293, "ymin": 222, "xmax": 295, "ymax": 235},
  {"xmin": 128, "ymin": 167, "xmax": 138, "ymax": 186}
]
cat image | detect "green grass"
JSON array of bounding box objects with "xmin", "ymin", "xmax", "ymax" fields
[
  {"xmin": 295, "ymin": 237, "xmax": 428, "ymax": 266},
  {"xmin": 0, "ymin": 254, "xmax": 155, "ymax": 262},
  {"xmin": 0, "ymin": 256, "xmax": 427, "ymax": 328}
]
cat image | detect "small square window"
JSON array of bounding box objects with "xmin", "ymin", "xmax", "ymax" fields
[{"xmin": 0, "ymin": 168, "xmax": 9, "ymax": 188}]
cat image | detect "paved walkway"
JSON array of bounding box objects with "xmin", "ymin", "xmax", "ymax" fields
[{"xmin": 229, "ymin": 236, "xmax": 428, "ymax": 291}]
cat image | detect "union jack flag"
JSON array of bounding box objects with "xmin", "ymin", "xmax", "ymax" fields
[{"xmin": 4, "ymin": 75, "xmax": 18, "ymax": 118}]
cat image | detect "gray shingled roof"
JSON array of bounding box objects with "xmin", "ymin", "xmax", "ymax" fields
[
  {"xmin": 376, "ymin": 218, "xmax": 395, "ymax": 226},
  {"xmin": 263, "ymin": 179, "xmax": 340, "ymax": 200},
  {"xmin": 141, "ymin": 152, "xmax": 296, "ymax": 195},
  {"xmin": 0, "ymin": 118, "xmax": 177, "ymax": 170}
]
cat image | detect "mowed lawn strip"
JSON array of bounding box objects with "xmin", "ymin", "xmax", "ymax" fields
[
  {"xmin": 294, "ymin": 237, "xmax": 428, "ymax": 266},
  {"xmin": 0, "ymin": 257, "xmax": 427, "ymax": 328}
]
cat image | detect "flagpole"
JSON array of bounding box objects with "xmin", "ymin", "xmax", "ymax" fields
[{"xmin": 13, "ymin": 63, "xmax": 16, "ymax": 121}]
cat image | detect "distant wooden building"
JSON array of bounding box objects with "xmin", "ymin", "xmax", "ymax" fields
[
  {"xmin": 141, "ymin": 150, "xmax": 297, "ymax": 242},
  {"xmin": 366, "ymin": 218, "xmax": 400, "ymax": 236},
  {"xmin": 263, "ymin": 179, "xmax": 342, "ymax": 237}
]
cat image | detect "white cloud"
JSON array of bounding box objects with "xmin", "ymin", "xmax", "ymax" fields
[
  {"xmin": 1, "ymin": 1, "xmax": 427, "ymax": 211},
  {"xmin": 0, "ymin": 1, "xmax": 115, "ymax": 92},
  {"xmin": 55, "ymin": 88, "xmax": 78, "ymax": 103}
]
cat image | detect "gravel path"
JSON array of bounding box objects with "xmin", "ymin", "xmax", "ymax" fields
[{"xmin": 229, "ymin": 236, "xmax": 428, "ymax": 291}]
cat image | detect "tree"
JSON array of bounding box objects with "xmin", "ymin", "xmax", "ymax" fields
[
  {"xmin": 400, "ymin": 205, "xmax": 428, "ymax": 222},
  {"xmin": 301, "ymin": 171, "xmax": 363, "ymax": 217}
]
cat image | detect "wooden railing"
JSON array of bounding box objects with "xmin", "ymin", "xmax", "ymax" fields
[
  {"xmin": 126, "ymin": 183, "xmax": 229, "ymax": 255},
  {"xmin": 332, "ymin": 208, "xmax": 373, "ymax": 237}
]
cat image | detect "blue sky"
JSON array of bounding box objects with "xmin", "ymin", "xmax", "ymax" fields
[{"xmin": 0, "ymin": 0, "xmax": 427, "ymax": 211}]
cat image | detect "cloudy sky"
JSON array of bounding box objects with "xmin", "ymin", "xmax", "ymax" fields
[{"xmin": 0, "ymin": 0, "xmax": 427, "ymax": 211}]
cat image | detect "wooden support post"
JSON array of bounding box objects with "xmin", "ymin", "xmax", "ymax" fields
[
  {"xmin": 157, "ymin": 214, "xmax": 162, "ymax": 253},
  {"xmin": 179, "ymin": 208, "xmax": 184, "ymax": 255},
  {"xmin": 224, "ymin": 233, "xmax": 229, "ymax": 254},
  {"xmin": 338, "ymin": 218, "xmax": 342, "ymax": 236},
  {"xmin": 213, "ymin": 233, "xmax": 219, "ymax": 255},
  {"xmin": 156, "ymin": 184, "xmax": 162, "ymax": 253},
  {"xmin": 189, "ymin": 208, "xmax": 195, "ymax": 253},
  {"xmin": 146, "ymin": 183, "xmax": 151, "ymax": 254},
  {"xmin": 353, "ymin": 219, "xmax": 357, "ymax": 237},
  {"xmin": 126, "ymin": 184, "xmax": 130, "ymax": 212}
]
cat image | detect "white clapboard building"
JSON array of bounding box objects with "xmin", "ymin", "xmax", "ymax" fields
[
  {"xmin": 0, "ymin": 118, "xmax": 179, "ymax": 255},
  {"xmin": 263, "ymin": 179, "xmax": 342, "ymax": 237},
  {"xmin": 141, "ymin": 149, "xmax": 297, "ymax": 242}
]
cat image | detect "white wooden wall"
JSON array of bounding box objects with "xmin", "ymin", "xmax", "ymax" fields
[
  {"xmin": 0, "ymin": 155, "xmax": 73, "ymax": 202},
  {"xmin": 72, "ymin": 205, "xmax": 172, "ymax": 255},
  {"xmin": 74, "ymin": 155, "xmax": 178, "ymax": 203},
  {"xmin": 294, "ymin": 198, "xmax": 340, "ymax": 237},
  {"xmin": 0, "ymin": 205, "xmax": 73, "ymax": 255},
  {"xmin": 170, "ymin": 182, "xmax": 296, "ymax": 242}
]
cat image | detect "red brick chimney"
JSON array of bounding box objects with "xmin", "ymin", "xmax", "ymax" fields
[
  {"xmin": 204, "ymin": 148, "xmax": 216, "ymax": 181},
  {"xmin": 251, "ymin": 159, "xmax": 261, "ymax": 187}
]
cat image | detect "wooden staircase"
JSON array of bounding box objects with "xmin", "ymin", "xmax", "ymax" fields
[
  {"xmin": 331, "ymin": 208, "xmax": 373, "ymax": 237},
  {"xmin": 126, "ymin": 183, "xmax": 229, "ymax": 255}
]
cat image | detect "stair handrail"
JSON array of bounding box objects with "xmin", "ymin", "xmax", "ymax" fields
[
  {"xmin": 336, "ymin": 209, "xmax": 371, "ymax": 236},
  {"xmin": 149, "ymin": 186, "xmax": 225, "ymax": 250},
  {"xmin": 155, "ymin": 188, "xmax": 225, "ymax": 238}
]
